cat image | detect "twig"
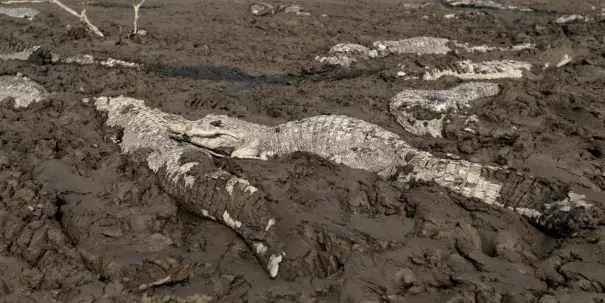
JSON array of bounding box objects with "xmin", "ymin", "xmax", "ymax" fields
[
  {"xmin": 132, "ymin": 0, "xmax": 145, "ymax": 35},
  {"xmin": 50, "ymin": 0, "xmax": 104, "ymax": 37},
  {"xmin": 1, "ymin": 0, "xmax": 104, "ymax": 37}
]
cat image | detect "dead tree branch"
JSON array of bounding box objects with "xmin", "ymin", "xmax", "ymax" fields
[
  {"xmin": 1, "ymin": 0, "xmax": 104, "ymax": 37},
  {"xmin": 51, "ymin": 0, "xmax": 104, "ymax": 37},
  {"xmin": 132, "ymin": 0, "xmax": 146, "ymax": 35}
]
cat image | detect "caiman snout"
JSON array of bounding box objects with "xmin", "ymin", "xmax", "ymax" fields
[{"xmin": 167, "ymin": 121, "xmax": 240, "ymax": 139}]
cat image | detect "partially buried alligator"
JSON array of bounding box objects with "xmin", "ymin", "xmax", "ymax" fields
[
  {"xmin": 168, "ymin": 112, "xmax": 603, "ymax": 238},
  {"xmin": 0, "ymin": 38, "xmax": 141, "ymax": 68},
  {"xmin": 87, "ymin": 95, "xmax": 598, "ymax": 280},
  {"xmin": 2, "ymin": 76, "xmax": 602, "ymax": 279},
  {"xmin": 82, "ymin": 96, "xmax": 287, "ymax": 279},
  {"xmin": 0, "ymin": 79, "xmax": 292, "ymax": 279},
  {"xmin": 0, "ymin": 74, "xmax": 50, "ymax": 108}
]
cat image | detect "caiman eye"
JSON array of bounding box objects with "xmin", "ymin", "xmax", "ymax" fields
[{"xmin": 210, "ymin": 120, "xmax": 222, "ymax": 127}]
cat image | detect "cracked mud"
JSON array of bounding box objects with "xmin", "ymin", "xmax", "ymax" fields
[{"xmin": 1, "ymin": 0, "xmax": 605, "ymax": 302}]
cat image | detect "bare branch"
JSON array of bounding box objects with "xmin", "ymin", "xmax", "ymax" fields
[
  {"xmin": 50, "ymin": 0, "xmax": 104, "ymax": 37},
  {"xmin": 132, "ymin": 0, "xmax": 146, "ymax": 35},
  {"xmin": 1, "ymin": 0, "xmax": 104, "ymax": 37}
]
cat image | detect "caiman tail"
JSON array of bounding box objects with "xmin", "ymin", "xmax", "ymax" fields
[
  {"xmin": 156, "ymin": 160, "xmax": 287, "ymax": 278},
  {"xmin": 398, "ymin": 150, "xmax": 604, "ymax": 237}
]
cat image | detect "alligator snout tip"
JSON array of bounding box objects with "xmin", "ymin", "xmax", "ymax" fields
[{"xmin": 168, "ymin": 122, "xmax": 187, "ymax": 134}]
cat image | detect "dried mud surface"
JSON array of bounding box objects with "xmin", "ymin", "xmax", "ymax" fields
[{"xmin": 1, "ymin": 0, "xmax": 605, "ymax": 302}]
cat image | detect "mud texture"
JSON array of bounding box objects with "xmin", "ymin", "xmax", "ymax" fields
[{"xmin": 1, "ymin": 0, "xmax": 605, "ymax": 302}]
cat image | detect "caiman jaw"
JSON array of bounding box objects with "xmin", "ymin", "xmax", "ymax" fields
[
  {"xmin": 168, "ymin": 121, "xmax": 240, "ymax": 139},
  {"xmin": 167, "ymin": 122, "xmax": 243, "ymax": 157}
]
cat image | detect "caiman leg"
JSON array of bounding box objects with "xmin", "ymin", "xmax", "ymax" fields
[
  {"xmin": 155, "ymin": 157, "xmax": 287, "ymax": 278},
  {"xmin": 398, "ymin": 150, "xmax": 603, "ymax": 237}
]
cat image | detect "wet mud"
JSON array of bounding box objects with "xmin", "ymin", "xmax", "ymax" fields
[{"xmin": 1, "ymin": 0, "xmax": 605, "ymax": 302}]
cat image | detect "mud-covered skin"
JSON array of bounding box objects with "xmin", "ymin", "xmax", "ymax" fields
[
  {"xmin": 0, "ymin": 38, "xmax": 58, "ymax": 63},
  {"xmin": 421, "ymin": 59, "xmax": 533, "ymax": 81},
  {"xmin": 389, "ymin": 82, "xmax": 501, "ymax": 138},
  {"xmin": 0, "ymin": 74, "xmax": 50, "ymax": 107},
  {"xmin": 170, "ymin": 114, "xmax": 412, "ymax": 177},
  {"xmin": 0, "ymin": 6, "xmax": 40, "ymax": 20}
]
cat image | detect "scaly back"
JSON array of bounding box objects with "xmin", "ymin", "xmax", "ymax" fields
[{"xmin": 258, "ymin": 115, "xmax": 411, "ymax": 176}]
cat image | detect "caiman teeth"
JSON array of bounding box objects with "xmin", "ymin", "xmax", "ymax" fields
[{"xmin": 168, "ymin": 122, "xmax": 187, "ymax": 134}]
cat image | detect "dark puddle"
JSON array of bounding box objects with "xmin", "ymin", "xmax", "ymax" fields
[
  {"xmin": 150, "ymin": 64, "xmax": 381, "ymax": 85},
  {"xmin": 1, "ymin": 41, "xmax": 380, "ymax": 85}
]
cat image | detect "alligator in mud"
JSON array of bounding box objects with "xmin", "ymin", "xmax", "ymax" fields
[
  {"xmin": 0, "ymin": 76, "xmax": 345, "ymax": 280},
  {"xmin": 0, "ymin": 39, "xmax": 141, "ymax": 67},
  {"xmin": 83, "ymin": 95, "xmax": 292, "ymax": 279},
  {"xmin": 0, "ymin": 74, "xmax": 50, "ymax": 108},
  {"xmin": 0, "ymin": 6, "xmax": 40, "ymax": 20},
  {"xmin": 316, "ymin": 37, "xmax": 535, "ymax": 68},
  {"xmin": 168, "ymin": 112, "xmax": 603, "ymax": 239},
  {"xmin": 1, "ymin": 76, "xmax": 602, "ymax": 280},
  {"xmin": 440, "ymin": 0, "xmax": 535, "ymax": 12},
  {"xmin": 389, "ymin": 81, "xmax": 501, "ymax": 138}
]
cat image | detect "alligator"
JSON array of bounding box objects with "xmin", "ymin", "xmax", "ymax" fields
[
  {"xmin": 0, "ymin": 74, "xmax": 50, "ymax": 107},
  {"xmin": 168, "ymin": 113, "xmax": 603, "ymax": 238},
  {"xmin": 0, "ymin": 6, "xmax": 40, "ymax": 20},
  {"xmin": 316, "ymin": 37, "xmax": 535, "ymax": 67},
  {"xmin": 1, "ymin": 71, "xmax": 601, "ymax": 278},
  {"xmin": 421, "ymin": 59, "xmax": 533, "ymax": 81},
  {"xmin": 0, "ymin": 38, "xmax": 141, "ymax": 67},
  {"xmin": 1, "ymin": 77, "xmax": 335, "ymax": 280},
  {"xmin": 83, "ymin": 95, "xmax": 288, "ymax": 279},
  {"xmin": 389, "ymin": 81, "xmax": 501, "ymax": 138}
]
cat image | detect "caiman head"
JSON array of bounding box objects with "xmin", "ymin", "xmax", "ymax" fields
[{"xmin": 168, "ymin": 114, "xmax": 262, "ymax": 157}]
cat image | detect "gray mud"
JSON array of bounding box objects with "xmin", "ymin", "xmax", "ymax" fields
[{"xmin": 1, "ymin": 0, "xmax": 605, "ymax": 302}]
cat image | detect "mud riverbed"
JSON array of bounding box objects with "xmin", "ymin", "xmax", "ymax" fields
[{"xmin": 1, "ymin": 0, "xmax": 605, "ymax": 302}]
